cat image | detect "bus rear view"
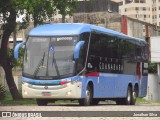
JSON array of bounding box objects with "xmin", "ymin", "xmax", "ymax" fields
[{"xmin": 14, "ymin": 23, "xmax": 148, "ymax": 106}]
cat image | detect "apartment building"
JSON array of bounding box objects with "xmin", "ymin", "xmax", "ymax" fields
[
  {"xmin": 152, "ymin": 0, "xmax": 160, "ymax": 26},
  {"xmin": 117, "ymin": 0, "xmax": 160, "ymax": 26}
]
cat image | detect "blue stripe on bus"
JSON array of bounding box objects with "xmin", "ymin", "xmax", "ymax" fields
[{"xmin": 22, "ymin": 76, "xmax": 80, "ymax": 86}]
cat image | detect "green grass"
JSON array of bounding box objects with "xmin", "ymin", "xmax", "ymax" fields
[
  {"xmin": 0, "ymin": 92, "xmax": 36, "ymax": 106},
  {"xmin": 136, "ymin": 98, "xmax": 151, "ymax": 104},
  {"xmin": 137, "ymin": 98, "xmax": 160, "ymax": 104},
  {"xmin": 0, "ymin": 91, "xmax": 77, "ymax": 106}
]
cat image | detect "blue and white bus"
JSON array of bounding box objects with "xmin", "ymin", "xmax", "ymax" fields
[{"xmin": 14, "ymin": 23, "xmax": 148, "ymax": 106}]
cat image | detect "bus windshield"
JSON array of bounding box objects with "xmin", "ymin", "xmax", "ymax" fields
[{"xmin": 23, "ymin": 36, "xmax": 78, "ymax": 79}]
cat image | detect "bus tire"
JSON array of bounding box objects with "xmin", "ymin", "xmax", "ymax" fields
[
  {"xmin": 131, "ymin": 87, "xmax": 138, "ymax": 105},
  {"xmin": 123, "ymin": 86, "xmax": 132, "ymax": 105},
  {"xmin": 116, "ymin": 99, "xmax": 123, "ymax": 105},
  {"xmin": 36, "ymin": 99, "xmax": 48, "ymax": 106},
  {"xmin": 79, "ymin": 85, "xmax": 92, "ymax": 106},
  {"xmin": 91, "ymin": 99, "xmax": 99, "ymax": 105}
]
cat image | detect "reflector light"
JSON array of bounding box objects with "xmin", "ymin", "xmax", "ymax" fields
[{"xmin": 60, "ymin": 81, "xmax": 69, "ymax": 85}]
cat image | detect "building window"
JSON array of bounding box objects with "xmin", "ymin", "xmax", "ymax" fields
[
  {"xmin": 136, "ymin": 7, "xmax": 139, "ymax": 10},
  {"xmin": 143, "ymin": 29, "xmax": 146, "ymax": 32},
  {"xmin": 153, "ymin": 0, "xmax": 156, "ymax": 3},
  {"xmin": 125, "ymin": 0, "xmax": 133, "ymax": 4},
  {"xmin": 143, "ymin": 7, "xmax": 146, "ymax": 11},
  {"xmin": 140, "ymin": 0, "xmax": 145, "ymax": 3},
  {"xmin": 135, "ymin": 0, "xmax": 146, "ymax": 3}
]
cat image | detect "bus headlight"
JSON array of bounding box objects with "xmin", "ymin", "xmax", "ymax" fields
[
  {"xmin": 24, "ymin": 90, "xmax": 28, "ymax": 95},
  {"xmin": 23, "ymin": 82, "xmax": 32, "ymax": 87}
]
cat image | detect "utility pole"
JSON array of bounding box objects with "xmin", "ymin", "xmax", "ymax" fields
[{"xmin": 145, "ymin": 23, "xmax": 150, "ymax": 61}]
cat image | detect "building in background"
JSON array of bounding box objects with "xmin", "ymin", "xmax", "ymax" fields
[
  {"xmin": 117, "ymin": 0, "xmax": 160, "ymax": 26},
  {"xmin": 75, "ymin": 0, "xmax": 119, "ymax": 13},
  {"xmin": 50, "ymin": 10, "xmax": 73, "ymax": 23},
  {"xmin": 152, "ymin": 0, "xmax": 160, "ymax": 27},
  {"xmin": 74, "ymin": 0, "xmax": 121, "ymax": 31}
]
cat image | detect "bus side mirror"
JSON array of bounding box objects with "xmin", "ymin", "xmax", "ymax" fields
[
  {"xmin": 74, "ymin": 41, "xmax": 85, "ymax": 60},
  {"xmin": 14, "ymin": 41, "xmax": 26, "ymax": 59}
]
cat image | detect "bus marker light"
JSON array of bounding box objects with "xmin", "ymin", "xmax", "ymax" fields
[{"xmin": 60, "ymin": 81, "xmax": 69, "ymax": 85}]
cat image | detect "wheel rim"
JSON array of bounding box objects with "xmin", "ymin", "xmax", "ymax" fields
[
  {"xmin": 133, "ymin": 91, "xmax": 136, "ymax": 100},
  {"xmin": 127, "ymin": 89, "xmax": 131, "ymax": 102},
  {"xmin": 86, "ymin": 89, "xmax": 90, "ymax": 103}
]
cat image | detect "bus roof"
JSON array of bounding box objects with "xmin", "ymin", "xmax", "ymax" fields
[{"xmin": 29, "ymin": 23, "xmax": 146, "ymax": 43}]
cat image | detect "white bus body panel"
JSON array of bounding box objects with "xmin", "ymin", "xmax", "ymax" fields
[{"xmin": 22, "ymin": 82, "xmax": 82, "ymax": 99}]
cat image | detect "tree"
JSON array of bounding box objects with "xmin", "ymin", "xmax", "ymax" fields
[
  {"xmin": 0, "ymin": 0, "xmax": 78, "ymax": 100},
  {"xmin": 55, "ymin": 0, "xmax": 77, "ymax": 23},
  {"xmin": 0, "ymin": 0, "xmax": 55, "ymax": 100}
]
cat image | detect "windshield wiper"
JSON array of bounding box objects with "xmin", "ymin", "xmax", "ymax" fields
[
  {"xmin": 52, "ymin": 53, "xmax": 60, "ymax": 78},
  {"xmin": 33, "ymin": 52, "xmax": 45, "ymax": 77}
]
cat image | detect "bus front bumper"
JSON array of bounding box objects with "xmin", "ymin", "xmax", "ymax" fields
[{"xmin": 22, "ymin": 81, "xmax": 82, "ymax": 99}]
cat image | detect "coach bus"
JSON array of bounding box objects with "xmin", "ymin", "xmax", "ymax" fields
[{"xmin": 14, "ymin": 23, "xmax": 148, "ymax": 106}]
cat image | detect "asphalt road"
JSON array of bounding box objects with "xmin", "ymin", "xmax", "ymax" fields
[{"xmin": 0, "ymin": 103, "xmax": 160, "ymax": 120}]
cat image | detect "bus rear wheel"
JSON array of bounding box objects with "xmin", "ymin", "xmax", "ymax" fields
[
  {"xmin": 131, "ymin": 87, "xmax": 138, "ymax": 105},
  {"xmin": 79, "ymin": 85, "xmax": 92, "ymax": 106},
  {"xmin": 123, "ymin": 86, "xmax": 132, "ymax": 105},
  {"xmin": 36, "ymin": 99, "xmax": 48, "ymax": 106}
]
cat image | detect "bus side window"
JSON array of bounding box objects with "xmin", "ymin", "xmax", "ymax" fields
[
  {"xmin": 75, "ymin": 32, "xmax": 90, "ymax": 74},
  {"xmin": 136, "ymin": 46, "xmax": 142, "ymax": 61}
]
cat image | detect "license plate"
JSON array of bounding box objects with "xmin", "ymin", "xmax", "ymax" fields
[{"xmin": 42, "ymin": 92, "xmax": 51, "ymax": 96}]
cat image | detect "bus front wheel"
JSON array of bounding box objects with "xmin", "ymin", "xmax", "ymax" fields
[
  {"xmin": 36, "ymin": 99, "xmax": 48, "ymax": 106},
  {"xmin": 131, "ymin": 87, "xmax": 138, "ymax": 105},
  {"xmin": 79, "ymin": 85, "xmax": 92, "ymax": 106}
]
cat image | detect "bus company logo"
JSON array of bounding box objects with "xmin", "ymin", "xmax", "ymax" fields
[
  {"xmin": 2, "ymin": 112, "xmax": 11, "ymax": 117},
  {"xmin": 44, "ymin": 86, "xmax": 48, "ymax": 89}
]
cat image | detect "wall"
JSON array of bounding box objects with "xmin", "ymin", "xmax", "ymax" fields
[
  {"xmin": 127, "ymin": 17, "xmax": 160, "ymax": 39},
  {"xmin": 73, "ymin": 12, "xmax": 121, "ymax": 32},
  {"xmin": 0, "ymin": 67, "xmax": 22, "ymax": 91},
  {"xmin": 145, "ymin": 74, "xmax": 160, "ymax": 101},
  {"xmin": 75, "ymin": 0, "xmax": 119, "ymax": 13}
]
